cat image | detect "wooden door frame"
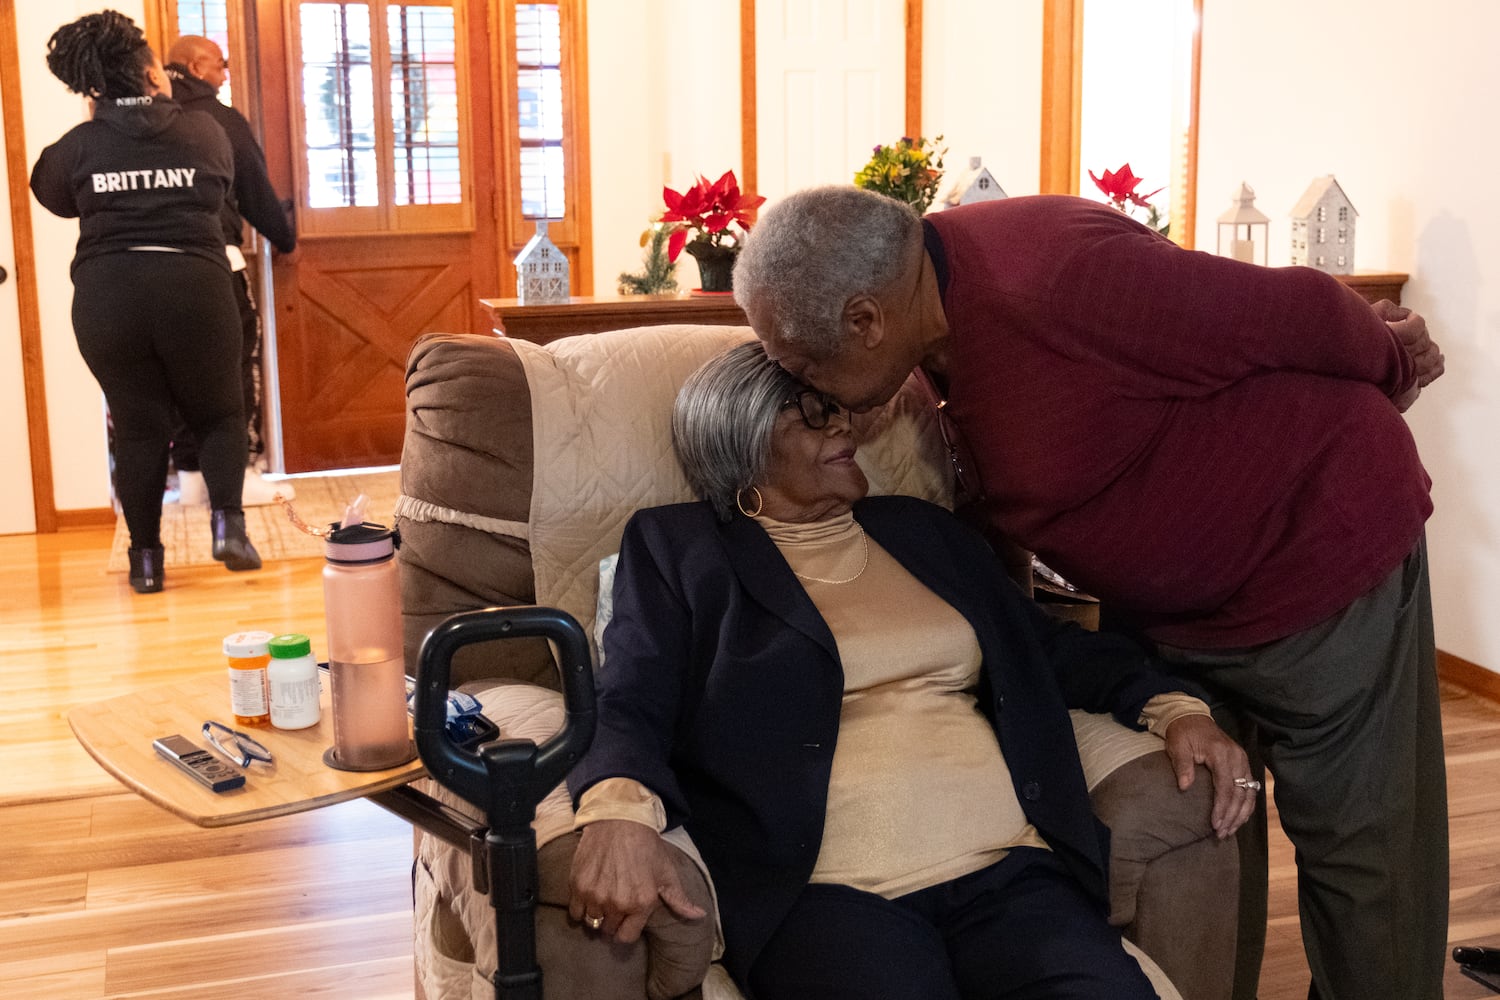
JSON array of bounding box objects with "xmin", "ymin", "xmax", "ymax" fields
[
  {"xmin": 739, "ymin": 0, "xmax": 924, "ymax": 201},
  {"xmin": 2, "ymin": 0, "xmax": 57, "ymax": 532}
]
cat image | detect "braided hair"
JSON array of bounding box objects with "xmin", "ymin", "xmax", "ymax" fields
[{"xmin": 45, "ymin": 10, "xmax": 155, "ymax": 100}]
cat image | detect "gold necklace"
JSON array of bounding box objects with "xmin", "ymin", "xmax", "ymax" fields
[{"xmin": 791, "ymin": 527, "xmax": 870, "ymax": 585}]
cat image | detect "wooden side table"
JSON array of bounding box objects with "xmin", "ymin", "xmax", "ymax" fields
[
  {"xmin": 1337, "ymin": 271, "xmax": 1407, "ymax": 305},
  {"xmin": 481, "ymin": 292, "xmax": 748, "ymax": 344},
  {"xmin": 69, "ymin": 674, "xmax": 423, "ymax": 827}
]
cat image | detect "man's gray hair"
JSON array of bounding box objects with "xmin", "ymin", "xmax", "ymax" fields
[
  {"xmin": 673, "ymin": 341, "xmax": 802, "ymax": 521},
  {"xmin": 733, "ymin": 185, "xmax": 922, "ymax": 357}
]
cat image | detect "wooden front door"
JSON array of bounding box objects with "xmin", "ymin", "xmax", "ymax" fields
[{"xmin": 254, "ymin": 0, "xmax": 500, "ymax": 472}]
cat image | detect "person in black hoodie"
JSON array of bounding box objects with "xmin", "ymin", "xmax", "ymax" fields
[
  {"xmin": 30, "ymin": 10, "xmax": 262, "ymax": 593},
  {"xmin": 164, "ymin": 35, "xmax": 298, "ymax": 508}
]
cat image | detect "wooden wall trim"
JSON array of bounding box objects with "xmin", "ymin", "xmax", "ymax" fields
[
  {"xmin": 54, "ymin": 508, "xmax": 116, "ymax": 530},
  {"xmin": 904, "ymin": 0, "xmax": 922, "ymax": 138},
  {"xmin": 568, "ymin": 0, "xmax": 593, "ymax": 294},
  {"xmin": 1038, "ymin": 0, "xmax": 1082, "ymax": 195},
  {"xmin": 1180, "ymin": 0, "xmax": 1203, "ymax": 249},
  {"xmin": 1440, "ymin": 649, "xmax": 1500, "ymax": 705},
  {"xmin": 739, "ymin": 0, "xmax": 756, "ymax": 197},
  {"xmin": 2, "ymin": 0, "xmax": 58, "ymax": 533}
]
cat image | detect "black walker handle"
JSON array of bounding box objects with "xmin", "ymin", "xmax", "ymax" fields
[{"xmin": 414, "ymin": 606, "xmax": 598, "ymax": 1000}]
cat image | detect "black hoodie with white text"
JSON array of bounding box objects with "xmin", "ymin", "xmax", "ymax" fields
[{"xmin": 30, "ymin": 94, "xmax": 234, "ymax": 276}]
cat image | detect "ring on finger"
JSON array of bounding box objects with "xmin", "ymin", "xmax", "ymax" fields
[
  {"xmin": 1234, "ymin": 777, "xmax": 1262, "ymax": 792},
  {"xmin": 586, "ymin": 914, "xmax": 604, "ymax": 930}
]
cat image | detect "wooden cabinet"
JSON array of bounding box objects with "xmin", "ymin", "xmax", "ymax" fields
[
  {"xmin": 1337, "ymin": 271, "xmax": 1407, "ymax": 306},
  {"xmin": 481, "ymin": 293, "xmax": 748, "ymax": 345}
]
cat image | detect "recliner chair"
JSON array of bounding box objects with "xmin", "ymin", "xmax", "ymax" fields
[{"xmin": 396, "ymin": 323, "xmax": 1240, "ymax": 1000}]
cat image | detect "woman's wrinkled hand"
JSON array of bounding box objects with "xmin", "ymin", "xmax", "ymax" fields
[
  {"xmin": 1162, "ymin": 713, "xmax": 1257, "ymax": 840},
  {"xmin": 568, "ymin": 820, "xmax": 707, "ymax": 944}
]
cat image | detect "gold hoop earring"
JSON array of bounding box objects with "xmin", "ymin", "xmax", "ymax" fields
[{"xmin": 736, "ymin": 486, "xmax": 764, "ymax": 518}]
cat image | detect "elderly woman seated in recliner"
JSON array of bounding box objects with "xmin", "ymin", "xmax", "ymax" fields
[{"xmin": 566, "ymin": 342, "xmax": 1254, "ymax": 1000}]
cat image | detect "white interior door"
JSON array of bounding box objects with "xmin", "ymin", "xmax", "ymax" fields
[
  {"xmin": 0, "ymin": 83, "xmax": 37, "ymax": 535},
  {"xmin": 756, "ymin": 0, "xmax": 906, "ymax": 207}
]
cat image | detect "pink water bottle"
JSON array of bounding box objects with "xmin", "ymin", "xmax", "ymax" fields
[{"xmin": 322, "ymin": 518, "xmax": 415, "ymax": 771}]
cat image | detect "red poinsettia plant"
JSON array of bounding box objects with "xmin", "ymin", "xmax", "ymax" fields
[
  {"xmin": 660, "ymin": 170, "xmax": 766, "ymax": 262},
  {"xmin": 1089, "ymin": 162, "xmax": 1169, "ymax": 236}
]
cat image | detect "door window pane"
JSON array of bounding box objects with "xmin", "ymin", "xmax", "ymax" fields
[
  {"xmin": 516, "ymin": 4, "xmax": 564, "ymax": 219},
  {"xmin": 390, "ymin": 5, "xmax": 462, "ymax": 205},
  {"xmin": 301, "ymin": 3, "xmax": 378, "ymax": 208}
]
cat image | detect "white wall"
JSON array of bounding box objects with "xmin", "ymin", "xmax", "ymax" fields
[
  {"xmin": 1194, "ymin": 0, "xmax": 1500, "ymax": 671},
  {"xmin": 922, "ymin": 0, "xmax": 1043, "ymax": 196},
  {"xmin": 16, "ymin": 0, "xmax": 130, "ymax": 516},
  {"xmin": 588, "ymin": 0, "xmax": 743, "ymax": 296}
]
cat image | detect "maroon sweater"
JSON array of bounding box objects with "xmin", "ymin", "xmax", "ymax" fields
[{"xmin": 924, "ymin": 196, "xmax": 1431, "ymax": 648}]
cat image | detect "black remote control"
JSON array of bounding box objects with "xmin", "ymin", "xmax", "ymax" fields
[{"xmin": 152, "ymin": 734, "xmax": 246, "ymax": 793}]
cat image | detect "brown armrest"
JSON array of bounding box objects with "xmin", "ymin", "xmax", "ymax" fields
[
  {"xmin": 535, "ymin": 831, "xmax": 716, "ymax": 1000},
  {"xmin": 1091, "ymin": 750, "xmax": 1238, "ymax": 1000}
]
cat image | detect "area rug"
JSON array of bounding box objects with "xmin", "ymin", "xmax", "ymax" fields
[{"xmin": 106, "ymin": 469, "xmax": 402, "ymax": 572}]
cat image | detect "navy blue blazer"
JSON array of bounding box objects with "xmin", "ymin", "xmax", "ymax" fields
[{"xmin": 568, "ymin": 495, "xmax": 1200, "ymax": 985}]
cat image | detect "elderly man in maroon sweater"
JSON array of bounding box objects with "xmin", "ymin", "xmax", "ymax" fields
[{"xmin": 734, "ymin": 186, "xmax": 1446, "ymax": 1000}]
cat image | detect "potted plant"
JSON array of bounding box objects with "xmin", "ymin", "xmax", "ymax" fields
[
  {"xmin": 1089, "ymin": 163, "xmax": 1170, "ymax": 237},
  {"xmin": 659, "ymin": 170, "xmax": 765, "ymax": 293}
]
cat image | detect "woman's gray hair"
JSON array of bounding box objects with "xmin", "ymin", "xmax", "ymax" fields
[
  {"xmin": 673, "ymin": 341, "xmax": 802, "ymax": 521},
  {"xmin": 733, "ymin": 185, "xmax": 922, "ymax": 357}
]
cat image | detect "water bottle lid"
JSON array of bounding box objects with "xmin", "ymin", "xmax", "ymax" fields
[
  {"xmin": 268, "ymin": 633, "xmax": 314, "ymax": 658},
  {"xmin": 224, "ymin": 629, "xmax": 275, "ymax": 657},
  {"xmin": 324, "ymin": 521, "xmax": 398, "ymax": 563}
]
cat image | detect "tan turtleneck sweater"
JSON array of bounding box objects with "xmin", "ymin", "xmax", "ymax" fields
[{"xmin": 577, "ymin": 511, "xmax": 1208, "ymax": 899}]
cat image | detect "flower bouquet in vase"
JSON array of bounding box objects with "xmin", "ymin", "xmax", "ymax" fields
[
  {"xmin": 854, "ymin": 135, "xmax": 946, "ymax": 214},
  {"xmin": 660, "ymin": 170, "xmax": 765, "ymax": 293}
]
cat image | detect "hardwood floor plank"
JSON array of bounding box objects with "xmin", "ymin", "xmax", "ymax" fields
[
  {"xmin": 102, "ymin": 912, "xmax": 413, "ymax": 994},
  {"xmin": 107, "ymin": 956, "xmax": 415, "ymax": 1000},
  {"xmin": 0, "ymin": 952, "xmax": 107, "ymax": 1000},
  {"xmin": 2, "ymin": 874, "xmax": 90, "ymax": 919}
]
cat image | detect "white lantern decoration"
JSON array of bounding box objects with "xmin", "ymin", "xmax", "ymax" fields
[
  {"xmin": 1216, "ymin": 183, "xmax": 1270, "ymax": 266},
  {"xmin": 514, "ymin": 220, "xmax": 570, "ymax": 304}
]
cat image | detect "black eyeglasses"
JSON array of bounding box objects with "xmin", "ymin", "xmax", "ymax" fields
[
  {"xmin": 780, "ymin": 389, "xmax": 845, "ymax": 430},
  {"xmin": 202, "ymin": 720, "xmax": 273, "ymax": 768}
]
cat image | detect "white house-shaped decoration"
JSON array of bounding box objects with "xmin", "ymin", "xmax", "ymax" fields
[
  {"xmin": 1289, "ymin": 175, "xmax": 1357, "ymax": 275},
  {"xmin": 514, "ymin": 220, "xmax": 570, "ymax": 304},
  {"xmin": 932, "ymin": 156, "xmax": 1007, "ymax": 212}
]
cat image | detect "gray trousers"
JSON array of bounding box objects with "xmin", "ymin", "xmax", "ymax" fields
[{"xmin": 1158, "ymin": 539, "xmax": 1447, "ymax": 1000}]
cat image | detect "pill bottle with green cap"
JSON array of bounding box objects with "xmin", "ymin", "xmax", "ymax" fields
[{"xmin": 267, "ymin": 633, "xmax": 322, "ymax": 730}]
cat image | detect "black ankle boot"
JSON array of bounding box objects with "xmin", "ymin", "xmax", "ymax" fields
[
  {"xmin": 128, "ymin": 545, "xmax": 165, "ymax": 593},
  {"xmin": 211, "ymin": 509, "xmax": 262, "ymax": 571}
]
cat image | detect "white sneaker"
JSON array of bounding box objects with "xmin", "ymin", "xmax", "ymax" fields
[
  {"xmin": 176, "ymin": 470, "xmax": 208, "ymax": 506},
  {"xmin": 242, "ymin": 466, "xmax": 294, "ymax": 506}
]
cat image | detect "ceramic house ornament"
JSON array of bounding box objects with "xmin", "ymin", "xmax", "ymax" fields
[
  {"xmin": 1217, "ymin": 182, "xmax": 1270, "ymax": 265},
  {"xmin": 933, "ymin": 156, "xmax": 1007, "ymax": 211},
  {"xmin": 515, "ymin": 220, "xmax": 570, "ymax": 304},
  {"xmin": 1289, "ymin": 175, "xmax": 1357, "ymax": 274}
]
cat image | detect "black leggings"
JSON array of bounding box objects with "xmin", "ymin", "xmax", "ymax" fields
[
  {"xmin": 72, "ymin": 252, "xmax": 246, "ymax": 549},
  {"xmin": 172, "ymin": 268, "xmax": 262, "ymax": 470}
]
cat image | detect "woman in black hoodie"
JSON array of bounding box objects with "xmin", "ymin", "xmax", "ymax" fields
[{"xmin": 31, "ymin": 10, "xmax": 262, "ymax": 593}]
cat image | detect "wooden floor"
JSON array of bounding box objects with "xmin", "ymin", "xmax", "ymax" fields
[{"xmin": 2, "ymin": 524, "xmax": 1498, "ymax": 998}]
